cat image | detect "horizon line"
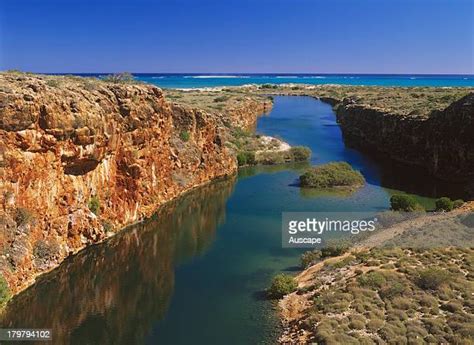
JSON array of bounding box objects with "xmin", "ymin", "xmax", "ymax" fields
[{"xmin": 9, "ymin": 71, "xmax": 474, "ymax": 77}]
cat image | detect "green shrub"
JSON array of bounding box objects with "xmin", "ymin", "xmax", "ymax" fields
[
  {"xmin": 237, "ymin": 152, "xmax": 247, "ymax": 166},
  {"xmin": 180, "ymin": 130, "xmax": 190, "ymax": 142},
  {"xmin": 390, "ymin": 194, "xmax": 424, "ymax": 212},
  {"xmin": 357, "ymin": 271, "xmax": 387, "ymax": 289},
  {"xmin": 255, "ymin": 151, "xmax": 285, "ymax": 165},
  {"xmin": 416, "ymin": 268, "xmax": 450, "ymax": 290},
  {"xmin": 299, "ymin": 162, "xmax": 365, "ymax": 188},
  {"xmin": 102, "ymin": 72, "xmax": 134, "ymax": 83},
  {"xmin": 46, "ymin": 79, "xmax": 60, "ymax": 87},
  {"xmin": 15, "ymin": 207, "xmax": 35, "ymax": 226},
  {"xmin": 367, "ymin": 318, "xmax": 384, "ymax": 331},
  {"xmin": 349, "ymin": 315, "xmax": 366, "ymax": 330},
  {"xmin": 453, "ymin": 199, "xmax": 464, "ymax": 209},
  {"xmin": 290, "ymin": 146, "xmax": 311, "ymax": 162},
  {"xmin": 442, "ymin": 301, "xmax": 463, "ymax": 313},
  {"xmin": 260, "ymin": 84, "xmax": 277, "ymax": 89},
  {"xmin": 301, "ymin": 250, "xmax": 321, "ymax": 268},
  {"xmin": 321, "ymin": 239, "xmax": 350, "ymax": 258},
  {"xmin": 88, "ymin": 196, "xmax": 101, "ymax": 215},
  {"xmin": 327, "ymin": 255, "xmax": 356, "ymax": 269},
  {"xmin": 379, "ymin": 282, "xmax": 405, "ymax": 299},
  {"xmin": 236, "ymin": 151, "xmax": 255, "ymax": 166},
  {"xmin": 267, "ymin": 274, "xmax": 297, "ymax": 298},
  {"xmin": 0, "ymin": 275, "xmax": 11, "ymax": 307},
  {"xmin": 435, "ymin": 197, "xmax": 454, "ymax": 212},
  {"xmin": 213, "ymin": 96, "xmax": 229, "ymax": 102}
]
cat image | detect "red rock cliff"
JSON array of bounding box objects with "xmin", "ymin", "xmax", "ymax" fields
[{"xmin": 0, "ymin": 74, "xmax": 263, "ymax": 294}]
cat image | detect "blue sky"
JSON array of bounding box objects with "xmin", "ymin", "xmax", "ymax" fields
[{"xmin": 0, "ymin": 0, "xmax": 472, "ymax": 74}]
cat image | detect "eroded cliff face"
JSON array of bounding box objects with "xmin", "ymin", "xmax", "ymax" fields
[
  {"xmin": 0, "ymin": 74, "xmax": 263, "ymax": 294},
  {"xmin": 334, "ymin": 93, "xmax": 474, "ymax": 187},
  {"xmin": 1, "ymin": 177, "xmax": 235, "ymax": 344}
]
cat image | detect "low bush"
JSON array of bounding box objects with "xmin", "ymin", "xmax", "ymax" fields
[
  {"xmin": 301, "ymin": 250, "xmax": 321, "ymax": 268},
  {"xmin": 0, "ymin": 275, "xmax": 10, "ymax": 307},
  {"xmin": 88, "ymin": 196, "xmax": 101, "ymax": 215},
  {"xmin": 379, "ymin": 281, "xmax": 405, "ymax": 299},
  {"xmin": 453, "ymin": 199, "xmax": 464, "ymax": 209},
  {"xmin": 290, "ymin": 146, "xmax": 311, "ymax": 162},
  {"xmin": 416, "ymin": 268, "xmax": 450, "ymax": 290},
  {"xmin": 260, "ymin": 84, "xmax": 278, "ymax": 89},
  {"xmin": 213, "ymin": 96, "xmax": 229, "ymax": 102},
  {"xmin": 267, "ymin": 274, "xmax": 297, "ymax": 298},
  {"xmin": 321, "ymin": 239, "xmax": 350, "ymax": 258},
  {"xmin": 102, "ymin": 72, "xmax": 134, "ymax": 83},
  {"xmin": 299, "ymin": 162, "xmax": 365, "ymax": 188},
  {"xmin": 255, "ymin": 151, "xmax": 285, "ymax": 165},
  {"xmin": 180, "ymin": 130, "xmax": 190, "ymax": 142},
  {"xmin": 357, "ymin": 271, "xmax": 387, "ymax": 289},
  {"xmin": 390, "ymin": 194, "xmax": 424, "ymax": 212},
  {"xmin": 46, "ymin": 79, "xmax": 60, "ymax": 87},
  {"xmin": 435, "ymin": 197, "xmax": 454, "ymax": 212},
  {"xmin": 236, "ymin": 151, "xmax": 256, "ymax": 166}
]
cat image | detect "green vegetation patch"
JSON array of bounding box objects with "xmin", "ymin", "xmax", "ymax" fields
[
  {"xmin": 179, "ymin": 130, "xmax": 190, "ymax": 142},
  {"xmin": 390, "ymin": 194, "xmax": 425, "ymax": 212},
  {"xmin": 435, "ymin": 197, "xmax": 464, "ymax": 212},
  {"xmin": 299, "ymin": 162, "xmax": 365, "ymax": 189},
  {"xmin": 88, "ymin": 196, "xmax": 101, "ymax": 215},
  {"xmin": 289, "ymin": 146, "xmax": 311, "ymax": 162},
  {"xmin": 102, "ymin": 72, "xmax": 136, "ymax": 84},
  {"xmin": 0, "ymin": 274, "xmax": 11, "ymax": 307},
  {"xmin": 267, "ymin": 274, "xmax": 297, "ymax": 299}
]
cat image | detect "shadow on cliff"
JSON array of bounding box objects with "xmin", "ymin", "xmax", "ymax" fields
[{"xmin": 0, "ymin": 177, "xmax": 236, "ymax": 345}]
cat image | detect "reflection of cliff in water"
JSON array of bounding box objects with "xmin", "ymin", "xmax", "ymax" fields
[{"xmin": 1, "ymin": 177, "xmax": 236, "ymax": 345}]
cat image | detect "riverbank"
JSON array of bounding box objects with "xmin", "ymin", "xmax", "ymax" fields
[{"xmin": 278, "ymin": 202, "xmax": 474, "ymax": 343}]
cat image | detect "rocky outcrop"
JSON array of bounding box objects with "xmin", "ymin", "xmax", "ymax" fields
[
  {"xmin": 334, "ymin": 93, "xmax": 474, "ymax": 185},
  {"xmin": 0, "ymin": 73, "xmax": 265, "ymax": 294}
]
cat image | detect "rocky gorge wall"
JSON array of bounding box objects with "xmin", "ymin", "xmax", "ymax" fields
[
  {"xmin": 0, "ymin": 74, "xmax": 266, "ymax": 295},
  {"xmin": 333, "ymin": 93, "xmax": 474, "ymax": 188}
]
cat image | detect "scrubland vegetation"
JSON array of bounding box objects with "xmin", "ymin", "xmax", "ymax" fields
[{"xmin": 292, "ymin": 247, "xmax": 474, "ymax": 344}]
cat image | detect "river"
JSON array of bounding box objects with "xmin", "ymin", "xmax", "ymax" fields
[{"xmin": 1, "ymin": 96, "xmax": 461, "ymax": 344}]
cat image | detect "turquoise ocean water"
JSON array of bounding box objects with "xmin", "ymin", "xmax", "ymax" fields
[{"xmin": 67, "ymin": 73, "xmax": 474, "ymax": 88}]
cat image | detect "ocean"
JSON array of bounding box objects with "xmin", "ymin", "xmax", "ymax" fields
[{"xmin": 59, "ymin": 73, "xmax": 474, "ymax": 88}]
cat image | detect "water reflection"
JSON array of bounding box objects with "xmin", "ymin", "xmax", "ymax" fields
[{"xmin": 1, "ymin": 177, "xmax": 236, "ymax": 345}]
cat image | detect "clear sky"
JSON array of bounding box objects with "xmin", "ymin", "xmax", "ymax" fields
[{"xmin": 0, "ymin": 0, "xmax": 472, "ymax": 74}]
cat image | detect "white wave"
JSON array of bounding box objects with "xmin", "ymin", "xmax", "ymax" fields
[
  {"xmin": 410, "ymin": 77, "xmax": 417, "ymax": 80},
  {"xmin": 151, "ymin": 76, "xmax": 165, "ymax": 79},
  {"xmin": 302, "ymin": 76, "xmax": 326, "ymax": 79},
  {"xmin": 184, "ymin": 75, "xmax": 250, "ymax": 79}
]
